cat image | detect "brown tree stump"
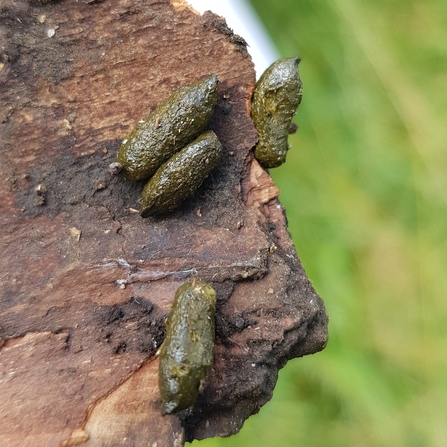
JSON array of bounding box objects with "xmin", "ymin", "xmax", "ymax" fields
[{"xmin": 0, "ymin": 1, "xmax": 328, "ymax": 446}]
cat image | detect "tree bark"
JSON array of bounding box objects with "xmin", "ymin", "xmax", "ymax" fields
[{"xmin": 0, "ymin": 0, "xmax": 328, "ymax": 445}]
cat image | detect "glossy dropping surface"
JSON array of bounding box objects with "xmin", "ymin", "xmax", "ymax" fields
[
  {"xmin": 140, "ymin": 130, "xmax": 223, "ymax": 217},
  {"xmin": 158, "ymin": 280, "xmax": 216, "ymax": 415},
  {"xmin": 252, "ymin": 58, "xmax": 303, "ymax": 168},
  {"xmin": 116, "ymin": 74, "xmax": 218, "ymax": 180}
]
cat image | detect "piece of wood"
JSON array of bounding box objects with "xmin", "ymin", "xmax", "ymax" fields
[{"xmin": 0, "ymin": 0, "xmax": 328, "ymax": 445}]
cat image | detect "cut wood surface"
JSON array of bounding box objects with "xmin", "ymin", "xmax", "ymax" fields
[{"xmin": 0, "ymin": 0, "xmax": 329, "ymax": 446}]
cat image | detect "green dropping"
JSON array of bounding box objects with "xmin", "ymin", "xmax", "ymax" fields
[
  {"xmin": 140, "ymin": 130, "xmax": 222, "ymax": 217},
  {"xmin": 116, "ymin": 74, "xmax": 218, "ymax": 180},
  {"xmin": 252, "ymin": 58, "xmax": 303, "ymax": 169},
  {"xmin": 158, "ymin": 279, "xmax": 216, "ymax": 415}
]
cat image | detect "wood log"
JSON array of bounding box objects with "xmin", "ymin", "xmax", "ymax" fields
[{"xmin": 0, "ymin": 0, "xmax": 329, "ymax": 445}]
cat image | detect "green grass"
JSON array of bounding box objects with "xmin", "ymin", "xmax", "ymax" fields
[{"xmin": 192, "ymin": 0, "xmax": 447, "ymax": 445}]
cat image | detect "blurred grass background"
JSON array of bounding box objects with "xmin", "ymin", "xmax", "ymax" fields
[{"xmin": 192, "ymin": 0, "xmax": 447, "ymax": 445}]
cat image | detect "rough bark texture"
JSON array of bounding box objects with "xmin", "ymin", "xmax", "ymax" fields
[{"xmin": 0, "ymin": 0, "xmax": 329, "ymax": 446}]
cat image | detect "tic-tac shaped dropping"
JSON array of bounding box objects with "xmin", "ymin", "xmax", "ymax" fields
[
  {"xmin": 140, "ymin": 130, "xmax": 223, "ymax": 217},
  {"xmin": 116, "ymin": 74, "xmax": 218, "ymax": 180},
  {"xmin": 251, "ymin": 57, "xmax": 303, "ymax": 169},
  {"xmin": 158, "ymin": 279, "xmax": 216, "ymax": 415}
]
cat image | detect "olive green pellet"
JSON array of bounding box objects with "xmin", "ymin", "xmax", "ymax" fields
[
  {"xmin": 158, "ymin": 279, "xmax": 216, "ymax": 415},
  {"xmin": 252, "ymin": 58, "xmax": 303, "ymax": 169},
  {"xmin": 140, "ymin": 130, "xmax": 222, "ymax": 217},
  {"xmin": 116, "ymin": 74, "xmax": 218, "ymax": 180}
]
